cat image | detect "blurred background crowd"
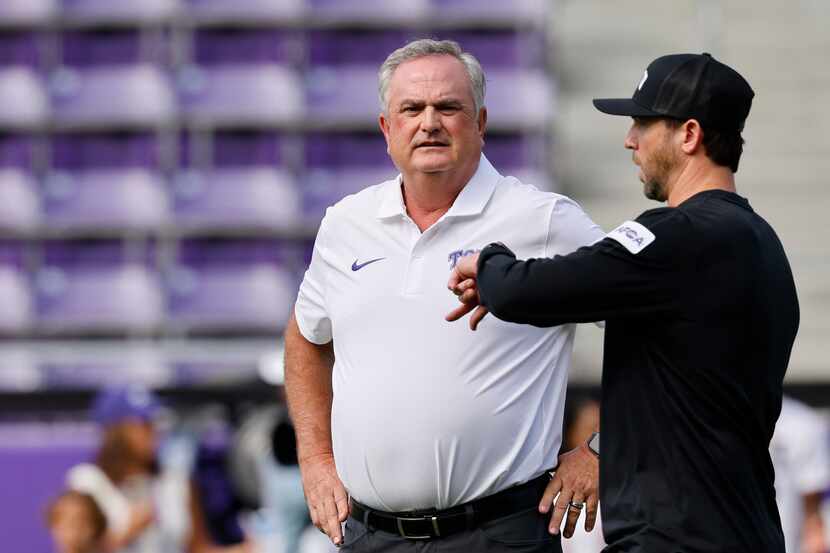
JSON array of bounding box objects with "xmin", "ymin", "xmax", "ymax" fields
[{"xmin": 0, "ymin": 0, "xmax": 827, "ymax": 552}]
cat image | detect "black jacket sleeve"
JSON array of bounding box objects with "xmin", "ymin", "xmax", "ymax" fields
[{"xmin": 477, "ymin": 210, "xmax": 698, "ymax": 327}]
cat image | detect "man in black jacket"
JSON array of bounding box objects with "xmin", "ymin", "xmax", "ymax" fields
[{"xmin": 447, "ymin": 53, "xmax": 799, "ymax": 552}]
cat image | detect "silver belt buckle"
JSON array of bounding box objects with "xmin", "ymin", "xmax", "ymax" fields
[{"xmin": 396, "ymin": 515, "xmax": 441, "ymax": 539}]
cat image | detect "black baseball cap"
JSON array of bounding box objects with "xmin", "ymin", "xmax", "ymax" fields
[{"xmin": 593, "ymin": 53, "xmax": 754, "ymax": 132}]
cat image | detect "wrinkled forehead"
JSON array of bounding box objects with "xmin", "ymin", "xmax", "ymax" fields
[{"xmin": 387, "ymin": 54, "xmax": 474, "ymax": 106}]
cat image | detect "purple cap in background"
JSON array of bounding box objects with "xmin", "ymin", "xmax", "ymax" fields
[{"xmin": 90, "ymin": 385, "xmax": 161, "ymax": 426}]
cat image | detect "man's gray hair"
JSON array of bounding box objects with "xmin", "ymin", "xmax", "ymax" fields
[{"xmin": 378, "ymin": 39, "xmax": 486, "ymax": 114}]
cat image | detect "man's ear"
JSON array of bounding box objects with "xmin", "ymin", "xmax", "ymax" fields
[
  {"xmin": 680, "ymin": 119, "xmax": 704, "ymax": 155},
  {"xmin": 477, "ymin": 107, "xmax": 488, "ymax": 139},
  {"xmin": 379, "ymin": 112, "xmax": 391, "ymax": 153}
]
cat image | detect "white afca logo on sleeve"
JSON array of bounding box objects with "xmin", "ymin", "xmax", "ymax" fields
[{"xmin": 608, "ymin": 221, "xmax": 655, "ymax": 254}]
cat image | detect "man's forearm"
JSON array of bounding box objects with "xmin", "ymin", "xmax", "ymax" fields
[{"xmin": 284, "ymin": 314, "xmax": 336, "ymax": 463}]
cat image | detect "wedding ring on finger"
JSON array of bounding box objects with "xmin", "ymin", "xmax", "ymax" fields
[{"xmin": 568, "ymin": 501, "xmax": 585, "ymax": 511}]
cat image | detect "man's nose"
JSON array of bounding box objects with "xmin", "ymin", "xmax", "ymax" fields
[
  {"xmin": 624, "ymin": 126, "xmax": 637, "ymax": 150},
  {"xmin": 421, "ymin": 106, "xmax": 441, "ymax": 133}
]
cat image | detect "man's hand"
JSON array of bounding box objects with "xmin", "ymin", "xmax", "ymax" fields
[
  {"xmin": 539, "ymin": 442, "xmax": 599, "ymax": 538},
  {"xmin": 299, "ymin": 453, "xmax": 350, "ymax": 546},
  {"xmin": 446, "ymin": 253, "xmax": 490, "ymax": 330}
]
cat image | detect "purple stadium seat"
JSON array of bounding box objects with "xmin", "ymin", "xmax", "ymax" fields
[
  {"xmin": 0, "ymin": 422, "xmax": 97, "ymax": 553},
  {"xmin": 0, "ymin": 31, "xmax": 44, "ymax": 68},
  {"xmin": 430, "ymin": 0, "xmax": 545, "ymax": 25},
  {"xmin": 167, "ymin": 240, "xmax": 296, "ymax": 332},
  {"xmin": 36, "ymin": 242, "xmax": 163, "ymax": 333},
  {"xmin": 0, "ymin": 0, "xmax": 57, "ymax": 26},
  {"xmin": 308, "ymin": 0, "xmax": 427, "ymax": 24},
  {"xmin": 483, "ymin": 134, "xmax": 548, "ymax": 172},
  {"xmin": 61, "ymin": 30, "xmax": 169, "ymax": 68},
  {"xmin": 50, "ymin": 65, "xmax": 175, "ymax": 128},
  {"xmin": 303, "ymin": 133, "xmax": 396, "ymax": 218},
  {"xmin": 61, "ymin": 0, "xmax": 178, "ymax": 24},
  {"xmin": 438, "ymin": 30, "xmax": 547, "ymax": 70},
  {"xmin": 178, "ymin": 64, "xmax": 303, "ymax": 127},
  {"xmin": 0, "ymin": 169, "xmax": 40, "ymax": 233},
  {"xmin": 0, "ymin": 134, "xmax": 34, "ymax": 169},
  {"xmin": 0, "ymin": 68, "xmax": 49, "ymax": 129},
  {"xmin": 0, "ymin": 267, "xmax": 34, "ymax": 334},
  {"xmin": 173, "ymin": 168, "xmax": 301, "ymax": 231},
  {"xmin": 306, "ymin": 31, "xmax": 416, "ymax": 126},
  {"xmin": 42, "ymin": 169, "xmax": 169, "ymax": 231},
  {"xmin": 185, "ymin": 0, "xmax": 304, "ymax": 24},
  {"xmin": 193, "ymin": 29, "xmax": 302, "ymax": 65},
  {"xmin": 51, "ymin": 132, "xmax": 160, "ymax": 170},
  {"xmin": 485, "ymin": 68, "xmax": 554, "ymax": 129}
]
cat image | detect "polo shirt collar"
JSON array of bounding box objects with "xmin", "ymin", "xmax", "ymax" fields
[{"xmin": 375, "ymin": 154, "xmax": 500, "ymax": 220}]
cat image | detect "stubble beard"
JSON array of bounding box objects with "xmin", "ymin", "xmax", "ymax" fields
[{"xmin": 641, "ymin": 140, "xmax": 677, "ymax": 203}]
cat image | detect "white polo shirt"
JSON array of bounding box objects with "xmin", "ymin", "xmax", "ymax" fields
[{"xmin": 295, "ymin": 155, "xmax": 603, "ymax": 511}]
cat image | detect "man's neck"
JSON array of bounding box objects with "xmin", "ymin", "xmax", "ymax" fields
[
  {"xmin": 666, "ymin": 160, "xmax": 736, "ymax": 207},
  {"xmin": 401, "ymin": 159, "xmax": 479, "ymax": 232}
]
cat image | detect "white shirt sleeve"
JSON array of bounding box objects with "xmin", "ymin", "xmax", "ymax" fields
[
  {"xmin": 774, "ymin": 398, "xmax": 830, "ymax": 494},
  {"xmin": 544, "ymin": 197, "xmax": 605, "ymax": 258},
  {"xmin": 66, "ymin": 463, "xmax": 131, "ymax": 533},
  {"xmin": 294, "ymin": 212, "xmax": 334, "ymax": 344},
  {"xmin": 545, "ymin": 197, "xmax": 607, "ymax": 328}
]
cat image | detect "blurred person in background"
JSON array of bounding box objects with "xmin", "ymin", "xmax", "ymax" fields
[
  {"xmin": 560, "ymin": 395, "xmax": 605, "ymax": 553},
  {"xmin": 46, "ymin": 490, "xmax": 107, "ymax": 553},
  {"xmin": 770, "ymin": 396, "xmax": 830, "ymax": 553},
  {"xmin": 65, "ymin": 386, "xmax": 251, "ymax": 553}
]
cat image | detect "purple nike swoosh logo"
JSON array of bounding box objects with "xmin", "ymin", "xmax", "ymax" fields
[{"xmin": 351, "ymin": 257, "xmax": 385, "ymax": 271}]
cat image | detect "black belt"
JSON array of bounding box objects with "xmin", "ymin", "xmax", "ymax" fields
[{"xmin": 349, "ymin": 472, "xmax": 550, "ymax": 540}]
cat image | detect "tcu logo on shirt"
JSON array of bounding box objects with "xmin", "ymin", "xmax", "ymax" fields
[
  {"xmin": 448, "ymin": 249, "xmax": 480, "ymax": 269},
  {"xmin": 607, "ymin": 221, "xmax": 656, "ymax": 254}
]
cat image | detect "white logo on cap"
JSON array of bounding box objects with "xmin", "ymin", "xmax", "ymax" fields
[{"xmin": 638, "ymin": 70, "xmax": 649, "ymax": 91}]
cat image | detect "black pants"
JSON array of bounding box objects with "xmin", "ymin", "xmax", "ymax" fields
[{"xmin": 341, "ymin": 507, "xmax": 562, "ymax": 552}]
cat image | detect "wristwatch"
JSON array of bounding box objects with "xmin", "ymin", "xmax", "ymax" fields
[{"xmin": 587, "ymin": 432, "xmax": 600, "ymax": 457}]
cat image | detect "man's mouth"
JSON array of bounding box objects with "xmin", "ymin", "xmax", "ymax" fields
[{"xmin": 416, "ymin": 142, "xmax": 448, "ymax": 148}]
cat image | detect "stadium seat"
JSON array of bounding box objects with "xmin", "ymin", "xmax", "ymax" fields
[
  {"xmin": 173, "ymin": 167, "xmax": 301, "ymax": 231},
  {"xmin": 429, "ymin": 0, "xmax": 545, "ymax": 25},
  {"xmin": 0, "ymin": 67, "xmax": 49, "ymax": 129},
  {"xmin": 42, "ymin": 169, "xmax": 169, "ymax": 232},
  {"xmin": 486, "ymin": 68, "xmax": 554, "ymax": 129},
  {"xmin": 0, "ymin": 169, "xmax": 41, "ymax": 233},
  {"xmin": 36, "ymin": 242, "xmax": 164, "ymax": 333},
  {"xmin": 0, "ymin": 267, "xmax": 34, "ymax": 335},
  {"xmin": 50, "ymin": 64, "xmax": 176, "ymax": 128},
  {"xmin": 60, "ymin": 0, "xmax": 179, "ymax": 25},
  {"xmin": 308, "ymin": 0, "xmax": 427, "ymax": 24},
  {"xmin": 0, "ymin": 31, "xmax": 44, "ymax": 68},
  {"xmin": 306, "ymin": 31, "xmax": 415, "ymax": 126},
  {"xmin": 438, "ymin": 31, "xmax": 552, "ymax": 130},
  {"xmin": 0, "ymin": 0, "xmax": 57, "ymax": 27},
  {"xmin": 0, "ymin": 134, "xmax": 35, "ymax": 169},
  {"xmin": 303, "ymin": 133, "xmax": 396, "ymax": 219},
  {"xmin": 178, "ymin": 64, "xmax": 303, "ymax": 127},
  {"xmin": 51, "ymin": 132, "xmax": 160, "ymax": 170},
  {"xmin": 166, "ymin": 240, "xmax": 296, "ymax": 332},
  {"xmin": 484, "ymin": 134, "xmax": 553, "ymax": 190},
  {"xmin": 184, "ymin": 0, "xmax": 305, "ymax": 25}
]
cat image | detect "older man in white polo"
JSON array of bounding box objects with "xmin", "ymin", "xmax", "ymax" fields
[{"xmin": 284, "ymin": 39, "xmax": 603, "ymax": 552}]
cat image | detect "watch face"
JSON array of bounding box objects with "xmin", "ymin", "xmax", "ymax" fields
[{"xmin": 589, "ymin": 432, "xmax": 600, "ymax": 455}]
